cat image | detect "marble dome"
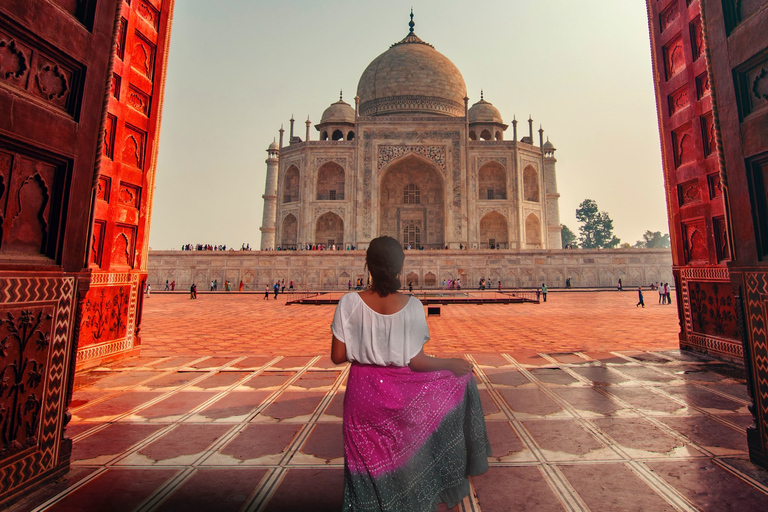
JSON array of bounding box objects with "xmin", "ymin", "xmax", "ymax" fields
[
  {"xmin": 356, "ymin": 29, "xmax": 467, "ymax": 117},
  {"xmin": 468, "ymin": 96, "xmax": 504, "ymax": 124},
  {"xmin": 320, "ymin": 97, "xmax": 355, "ymax": 124}
]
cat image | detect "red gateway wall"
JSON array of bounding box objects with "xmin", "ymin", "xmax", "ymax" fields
[
  {"xmin": 646, "ymin": 0, "xmax": 741, "ymax": 360},
  {"xmin": 76, "ymin": 0, "xmax": 175, "ymax": 370},
  {"xmin": 0, "ymin": 0, "xmax": 122, "ymax": 504}
]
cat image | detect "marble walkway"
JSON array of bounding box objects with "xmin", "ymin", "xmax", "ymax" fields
[{"xmin": 11, "ymin": 292, "xmax": 768, "ymax": 511}]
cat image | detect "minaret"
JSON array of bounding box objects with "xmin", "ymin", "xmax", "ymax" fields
[
  {"xmin": 305, "ymin": 116, "xmax": 311, "ymax": 142},
  {"xmin": 542, "ymin": 138, "xmax": 562, "ymax": 249},
  {"xmin": 260, "ymin": 140, "xmax": 280, "ymax": 250}
]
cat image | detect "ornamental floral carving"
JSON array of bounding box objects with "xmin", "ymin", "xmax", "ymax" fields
[
  {"xmin": 0, "ymin": 308, "xmax": 52, "ymax": 456},
  {"xmin": 378, "ymin": 145, "xmax": 446, "ymax": 174}
]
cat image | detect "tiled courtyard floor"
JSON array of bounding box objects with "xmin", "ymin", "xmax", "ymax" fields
[{"xmin": 14, "ymin": 291, "xmax": 768, "ymax": 511}]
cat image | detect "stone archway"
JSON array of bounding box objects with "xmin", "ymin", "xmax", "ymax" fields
[
  {"xmin": 379, "ymin": 155, "xmax": 444, "ymax": 249},
  {"xmin": 315, "ymin": 212, "xmax": 344, "ymax": 247},
  {"xmin": 525, "ymin": 213, "xmax": 542, "ymax": 247},
  {"xmin": 480, "ymin": 212, "xmax": 508, "ymax": 248},
  {"xmin": 316, "ymin": 162, "xmax": 345, "ymax": 200},
  {"xmin": 281, "ymin": 214, "xmax": 298, "ymax": 248}
]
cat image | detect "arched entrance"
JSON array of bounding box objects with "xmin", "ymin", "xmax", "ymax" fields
[
  {"xmin": 480, "ymin": 212, "xmax": 508, "ymax": 249},
  {"xmin": 379, "ymin": 155, "xmax": 444, "ymax": 249},
  {"xmin": 281, "ymin": 214, "xmax": 298, "ymax": 249},
  {"xmin": 315, "ymin": 212, "xmax": 344, "ymax": 247}
]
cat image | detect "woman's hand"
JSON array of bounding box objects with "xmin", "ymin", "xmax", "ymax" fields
[{"xmin": 449, "ymin": 358, "xmax": 473, "ymax": 376}]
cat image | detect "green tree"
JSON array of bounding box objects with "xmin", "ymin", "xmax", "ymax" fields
[
  {"xmin": 561, "ymin": 225, "xmax": 578, "ymax": 248},
  {"xmin": 575, "ymin": 199, "xmax": 620, "ymax": 248},
  {"xmin": 634, "ymin": 231, "xmax": 670, "ymax": 248}
]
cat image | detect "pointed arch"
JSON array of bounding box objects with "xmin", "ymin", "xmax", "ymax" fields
[
  {"xmin": 523, "ymin": 165, "xmax": 539, "ymax": 202},
  {"xmin": 480, "ymin": 129, "xmax": 492, "ymax": 141},
  {"xmin": 525, "ymin": 213, "xmax": 542, "ymax": 247},
  {"xmin": 283, "ymin": 165, "xmax": 300, "ymax": 203},
  {"xmin": 316, "ymin": 162, "xmax": 345, "ymax": 200},
  {"xmin": 480, "ymin": 212, "xmax": 508, "ymax": 248},
  {"xmin": 281, "ymin": 214, "xmax": 298, "ymax": 248},
  {"xmin": 315, "ymin": 212, "xmax": 343, "ymax": 247},
  {"xmin": 478, "ymin": 162, "xmax": 506, "ymax": 200}
]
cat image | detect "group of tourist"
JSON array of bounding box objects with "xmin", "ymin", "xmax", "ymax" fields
[
  {"xmin": 272, "ymin": 244, "xmax": 358, "ymax": 251},
  {"xmin": 441, "ymin": 278, "xmax": 463, "ymax": 290},
  {"xmin": 181, "ymin": 244, "xmax": 231, "ymax": 251},
  {"xmin": 263, "ymin": 279, "xmax": 294, "ymax": 299}
]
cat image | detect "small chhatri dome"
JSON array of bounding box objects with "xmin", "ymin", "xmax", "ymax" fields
[
  {"xmin": 468, "ymin": 91, "xmax": 504, "ymax": 124},
  {"xmin": 543, "ymin": 137, "xmax": 555, "ymax": 150},
  {"xmin": 268, "ymin": 140, "xmax": 279, "ymax": 151},
  {"xmin": 356, "ymin": 11, "xmax": 467, "ymax": 117},
  {"xmin": 320, "ymin": 91, "xmax": 355, "ymax": 124}
]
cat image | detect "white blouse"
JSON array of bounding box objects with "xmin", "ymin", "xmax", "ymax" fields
[{"xmin": 331, "ymin": 292, "xmax": 429, "ymax": 367}]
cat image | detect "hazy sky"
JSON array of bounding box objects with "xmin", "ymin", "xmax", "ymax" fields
[{"xmin": 150, "ymin": 0, "xmax": 667, "ymax": 250}]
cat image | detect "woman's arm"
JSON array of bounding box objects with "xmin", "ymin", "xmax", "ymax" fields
[
  {"xmin": 331, "ymin": 335, "xmax": 347, "ymax": 364},
  {"xmin": 408, "ymin": 349, "xmax": 472, "ymax": 376}
]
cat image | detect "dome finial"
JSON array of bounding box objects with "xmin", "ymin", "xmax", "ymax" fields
[
  {"xmin": 409, "ymin": 8, "xmax": 415, "ymax": 34},
  {"xmin": 340, "ymin": 89, "xmax": 343, "ymax": 101},
  {"xmin": 480, "ymin": 89, "xmax": 484, "ymax": 101}
]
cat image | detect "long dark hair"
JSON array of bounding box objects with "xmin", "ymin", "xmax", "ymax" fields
[{"xmin": 366, "ymin": 236, "xmax": 404, "ymax": 296}]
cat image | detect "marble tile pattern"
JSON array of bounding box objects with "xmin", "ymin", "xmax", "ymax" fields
[{"xmin": 10, "ymin": 349, "xmax": 768, "ymax": 511}]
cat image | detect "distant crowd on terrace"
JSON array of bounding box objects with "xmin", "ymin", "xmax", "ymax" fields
[{"xmin": 180, "ymin": 243, "xmax": 253, "ymax": 251}]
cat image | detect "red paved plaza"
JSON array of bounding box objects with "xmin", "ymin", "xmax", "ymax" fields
[
  {"xmin": 14, "ymin": 291, "xmax": 768, "ymax": 511},
  {"xmin": 140, "ymin": 290, "xmax": 682, "ymax": 358}
]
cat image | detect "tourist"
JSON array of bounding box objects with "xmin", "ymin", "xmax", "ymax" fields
[
  {"xmin": 264, "ymin": 284, "xmax": 269, "ymax": 300},
  {"xmin": 190, "ymin": 283, "xmax": 197, "ymax": 299},
  {"xmin": 289, "ymin": 280, "xmax": 294, "ymax": 291},
  {"xmin": 541, "ymin": 283, "xmax": 547, "ymax": 302},
  {"xmin": 170, "ymin": 280, "xmax": 175, "ymax": 291},
  {"xmin": 145, "ymin": 282, "xmax": 151, "ymax": 298},
  {"xmin": 329, "ymin": 236, "xmax": 490, "ymax": 509},
  {"xmin": 442, "ymin": 279, "xmax": 446, "ymax": 288},
  {"xmin": 210, "ymin": 280, "xmax": 214, "ymax": 292},
  {"xmin": 274, "ymin": 282, "xmax": 279, "ymax": 299},
  {"xmin": 665, "ymin": 282, "xmax": 671, "ymax": 305},
  {"xmin": 457, "ymin": 278, "xmax": 461, "ymax": 290},
  {"xmin": 659, "ymin": 283, "xmax": 665, "ymax": 304},
  {"xmin": 281, "ymin": 279, "xmax": 285, "ymax": 293},
  {"xmin": 214, "ymin": 279, "xmax": 218, "ymax": 291},
  {"xmin": 498, "ymin": 280, "xmax": 502, "ymax": 291},
  {"xmin": 408, "ymin": 281, "xmax": 413, "ymax": 293},
  {"xmin": 637, "ymin": 286, "xmax": 645, "ymax": 308},
  {"xmin": 164, "ymin": 280, "xmax": 169, "ymax": 291},
  {"xmin": 618, "ymin": 278, "xmax": 622, "ymax": 291},
  {"xmin": 239, "ymin": 280, "xmax": 244, "ymax": 292},
  {"xmin": 348, "ymin": 280, "xmax": 352, "ymax": 291}
]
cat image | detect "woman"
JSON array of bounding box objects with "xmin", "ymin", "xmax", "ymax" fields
[{"xmin": 331, "ymin": 236, "xmax": 490, "ymax": 511}]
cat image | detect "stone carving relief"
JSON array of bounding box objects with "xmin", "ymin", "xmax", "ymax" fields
[
  {"xmin": 111, "ymin": 73, "xmax": 121, "ymax": 99},
  {"xmin": 690, "ymin": 16, "xmax": 703, "ymax": 60},
  {"xmin": 659, "ymin": 2, "xmax": 679, "ymax": 32},
  {"xmin": 315, "ymin": 157, "xmax": 347, "ymax": 169},
  {"xmin": 0, "ymin": 30, "xmax": 79, "ymax": 114},
  {"xmin": 122, "ymin": 125, "xmax": 146, "ymax": 169},
  {"xmin": 672, "ymin": 123, "xmax": 693, "ymax": 168},
  {"xmin": 90, "ymin": 220, "xmax": 105, "ymax": 267},
  {"xmin": 677, "ymin": 179, "xmax": 700, "ymax": 206},
  {"xmin": 137, "ymin": 0, "xmax": 160, "ymax": 30},
  {"xmin": 313, "ymin": 207, "xmax": 345, "ymax": 219},
  {"xmin": 131, "ymin": 34, "xmax": 155, "ymax": 80},
  {"xmin": 688, "ymin": 281, "xmax": 738, "ymax": 340},
  {"xmin": 80, "ymin": 286, "xmax": 130, "ymax": 345},
  {"xmin": 683, "ymin": 221, "xmax": 708, "ymax": 263},
  {"xmin": 713, "ymin": 216, "xmax": 730, "ymax": 262},
  {"xmin": 0, "ymin": 151, "xmax": 57, "ymax": 258},
  {"xmin": 118, "ymin": 183, "xmax": 141, "ymax": 209},
  {"xmin": 378, "ymin": 145, "xmax": 446, "ymax": 175},
  {"xmin": 697, "ymin": 72, "xmax": 710, "ymax": 99},
  {"xmin": 111, "ymin": 225, "xmax": 136, "ymax": 269},
  {"xmin": 664, "ymin": 36, "xmax": 685, "ymax": 80},
  {"xmin": 477, "ymin": 157, "xmax": 508, "ymax": 168},
  {"xmin": 669, "ymin": 86, "xmax": 689, "ymax": 116},
  {"xmin": 0, "ymin": 307, "xmax": 53, "ymax": 456},
  {"xmin": 127, "ymin": 86, "xmax": 150, "ymax": 116}
]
